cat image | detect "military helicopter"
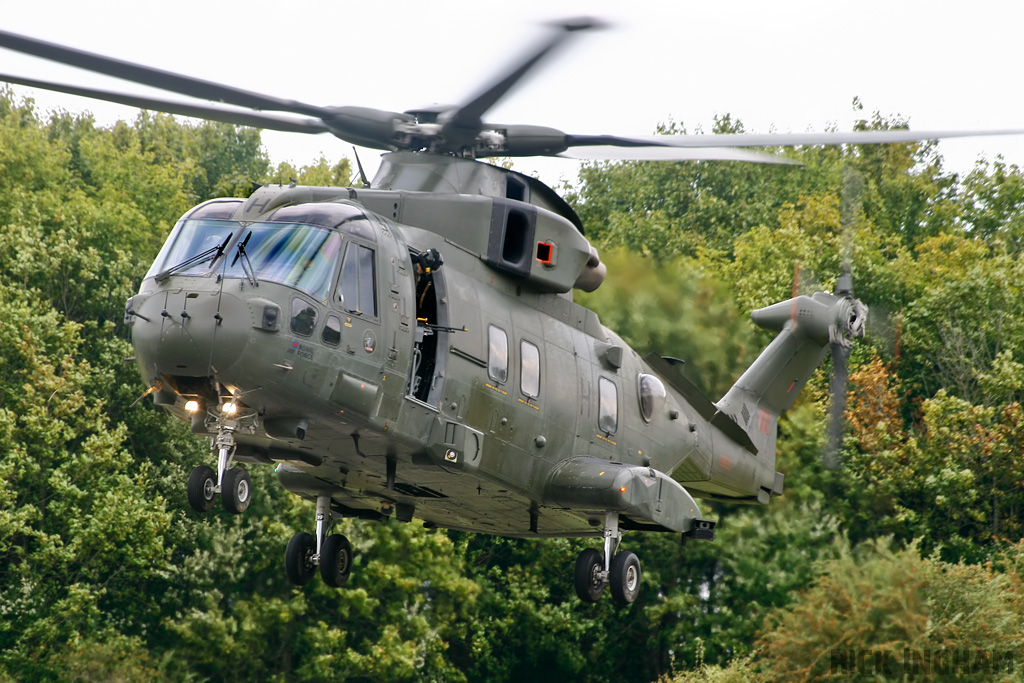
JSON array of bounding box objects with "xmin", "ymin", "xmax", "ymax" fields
[{"xmin": 2, "ymin": 20, "xmax": 1022, "ymax": 606}]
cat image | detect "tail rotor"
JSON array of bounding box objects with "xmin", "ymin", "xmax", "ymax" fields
[{"xmin": 823, "ymin": 166, "xmax": 867, "ymax": 470}]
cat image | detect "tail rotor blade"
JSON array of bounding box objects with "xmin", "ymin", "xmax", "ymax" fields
[{"xmin": 825, "ymin": 342, "xmax": 851, "ymax": 470}]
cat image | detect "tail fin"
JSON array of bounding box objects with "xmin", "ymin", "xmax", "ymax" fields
[{"xmin": 717, "ymin": 291, "xmax": 867, "ymax": 463}]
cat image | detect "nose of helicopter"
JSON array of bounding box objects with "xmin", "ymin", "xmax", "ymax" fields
[{"xmin": 130, "ymin": 289, "xmax": 252, "ymax": 377}]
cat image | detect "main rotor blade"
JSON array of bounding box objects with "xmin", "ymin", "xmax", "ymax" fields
[
  {"xmin": 446, "ymin": 18, "xmax": 602, "ymax": 133},
  {"xmin": 0, "ymin": 29, "xmax": 328, "ymax": 118},
  {"xmin": 558, "ymin": 145, "xmax": 801, "ymax": 164},
  {"xmin": 567, "ymin": 128, "xmax": 1024, "ymax": 149},
  {"xmin": 0, "ymin": 73, "xmax": 331, "ymax": 135}
]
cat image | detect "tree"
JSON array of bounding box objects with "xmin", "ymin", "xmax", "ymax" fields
[
  {"xmin": 758, "ymin": 540, "xmax": 1024, "ymax": 681},
  {"xmin": 264, "ymin": 156, "xmax": 354, "ymax": 187},
  {"xmin": 0, "ymin": 280, "xmax": 179, "ymax": 679}
]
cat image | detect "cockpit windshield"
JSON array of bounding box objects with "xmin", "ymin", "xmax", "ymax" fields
[
  {"xmin": 146, "ymin": 219, "xmax": 346, "ymax": 301},
  {"xmin": 224, "ymin": 223, "xmax": 342, "ymax": 300},
  {"xmin": 146, "ymin": 219, "xmax": 238, "ymax": 280}
]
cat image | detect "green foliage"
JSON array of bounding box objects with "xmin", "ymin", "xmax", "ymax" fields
[
  {"xmin": 0, "ymin": 280, "xmax": 176, "ymax": 679},
  {"xmin": 576, "ymin": 249, "xmax": 756, "ymax": 397},
  {"xmin": 658, "ymin": 501, "xmax": 845, "ymax": 669},
  {"xmin": 571, "ymin": 105, "xmax": 957, "ymax": 263},
  {"xmin": 265, "ymin": 155, "xmax": 354, "ymax": 187},
  {"xmin": 758, "ymin": 540, "xmax": 1024, "ymax": 681},
  {"xmin": 569, "ymin": 115, "xmax": 810, "ymax": 259},
  {"xmin": 654, "ymin": 649, "xmax": 766, "ymax": 683}
]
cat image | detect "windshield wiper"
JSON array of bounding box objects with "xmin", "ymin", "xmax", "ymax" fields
[
  {"xmin": 154, "ymin": 234, "xmax": 232, "ymax": 283},
  {"xmin": 230, "ymin": 231, "xmax": 258, "ymax": 287}
]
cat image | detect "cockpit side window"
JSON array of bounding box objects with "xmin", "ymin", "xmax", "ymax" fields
[
  {"xmin": 290, "ymin": 297, "xmax": 318, "ymax": 336},
  {"xmin": 322, "ymin": 315, "xmax": 342, "ymax": 346},
  {"xmin": 338, "ymin": 243, "xmax": 377, "ymax": 317}
]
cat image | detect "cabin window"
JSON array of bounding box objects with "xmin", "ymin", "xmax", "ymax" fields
[
  {"xmin": 338, "ymin": 243, "xmax": 377, "ymax": 317},
  {"xmin": 488, "ymin": 325, "xmax": 508, "ymax": 384},
  {"xmin": 638, "ymin": 373, "xmax": 667, "ymax": 423},
  {"xmin": 521, "ymin": 340, "xmax": 540, "ymax": 399},
  {"xmin": 290, "ymin": 298, "xmax": 318, "ymax": 337},
  {"xmin": 598, "ymin": 377, "xmax": 618, "ymax": 434},
  {"xmin": 322, "ymin": 315, "xmax": 342, "ymax": 346}
]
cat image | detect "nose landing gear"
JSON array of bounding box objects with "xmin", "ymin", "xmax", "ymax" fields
[
  {"xmin": 186, "ymin": 416, "xmax": 252, "ymax": 514},
  {"xmin": 573, "ymin": 512, "xmax": 643, "ymax": 606},
  {"xmin": 286, "ymin": 495, "xmax": 354, "ymax": 588}
]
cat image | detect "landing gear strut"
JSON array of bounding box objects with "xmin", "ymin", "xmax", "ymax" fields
[
  {"xmin": 573, "ymin": 512, "xmax": 642, "ymax": 606},
  {"xmin": 285, "ymin": 495, "xmax": 354, "ymax": 588},
  {"xmin": 186, "ymin": 418, "xmax": 252, "ymax": 514}
]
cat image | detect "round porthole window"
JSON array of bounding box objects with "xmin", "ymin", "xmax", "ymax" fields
[{"xmin": 638, "ymin": 374, "xmax": 666, "ymax": 423}]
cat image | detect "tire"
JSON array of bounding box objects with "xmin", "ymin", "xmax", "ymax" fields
[
  {"xmin": 573, "ymin": 548, "xmax": 605, "ymax": 603},
  {"xmin": 187, "ymin": 465, "xmax": 217, "ymax": 513},
  {"xmin": 222, "ymin": 467, "xmax": 252, "ymax": 514},
  {"xmin": 285, "ymin": 531, "xmax": 317, "ymax": 585},
  {"xmin": 320, "ymin": 534, "xmax": 353, "ymax": 587},
  {"xmin": 609, "ymin": 550, "xmax": 642, "ymax": 606}
]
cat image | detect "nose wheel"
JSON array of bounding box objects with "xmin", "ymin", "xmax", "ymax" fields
[
  {"xmin": 186, "ymin": 419, "xmax": 252, "ymax": 514},
  {"xmin": 285, "ymin": 495, "xmax": 355, "ymax": 588},
  {"xmin": 187, "ymin": 465, "xmax": 217, "ymax": 512},
  {"xmin": 221, "ymin": 467, "xmax": 252, "ymax": 514},
  {"xmin": 573, "ymin": 512, "xmax": 643, "ymax": 606}
]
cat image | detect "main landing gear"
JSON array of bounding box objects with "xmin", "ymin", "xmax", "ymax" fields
[
  {"xmin": 285, "ymin": 495, "xmax": 354, "ymax": 588},
  {"xmin": 573, "ymin": 512, "xmax": 642, "ymax": 606},
  {"xmin": 186, "ymin": 419, "xmax": 252, "ymax": 514}
]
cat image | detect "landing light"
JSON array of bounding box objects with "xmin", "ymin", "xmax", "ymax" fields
[
  {"xmin": 221, "ymin": 402, "xmax": 238, "ymax": 415},
  {"xmin": 184, "ymin": 400, "xmax": 200, "ymax": 413}
]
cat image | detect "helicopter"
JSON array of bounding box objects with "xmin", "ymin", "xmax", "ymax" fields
[{"xmin": 3, "ymin": 19, "xmax": 1023, "ymax": 606}]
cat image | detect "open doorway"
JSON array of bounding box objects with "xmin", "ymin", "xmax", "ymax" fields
[{"xmin": 408, "ymin": 249, "xmax": 447, "ymax": 404}]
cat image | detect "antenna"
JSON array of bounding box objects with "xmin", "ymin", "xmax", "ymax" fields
[{"xmin": 353, "ymin": 147, "xmax": 370, "ymax": 187}]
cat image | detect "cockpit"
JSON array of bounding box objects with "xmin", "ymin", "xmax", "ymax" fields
[{"xmin": 146, "ymin": 199, "xmax": 376, "ymax": 303}]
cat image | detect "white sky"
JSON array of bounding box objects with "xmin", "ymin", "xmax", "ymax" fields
[{"xmin": 4, "ymin": 0, "xmax": 1024, "ymax": 188}]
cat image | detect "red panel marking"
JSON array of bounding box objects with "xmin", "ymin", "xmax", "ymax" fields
[
  {"xmin": 787, "ymin": 381, "xmax": 797, "ymax": 393},
  {"xmin": 758, "ymin": 409, "xmax": 772, "ymax": 435},
  {"xmin": 719, "ymin": 455, "xmax": 732, "ymax": 471}
]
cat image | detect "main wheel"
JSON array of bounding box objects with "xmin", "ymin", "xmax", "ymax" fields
[
  {"xmin": 187, "ymin": 465, "xmax": 217, "ymax": 513},
  {"xmin": 285, "ymin": 531, "xmax": 316, "ymax": 585},
  {"xmin": 573, "ymin": 548, "xmax": 605, "ymax": 603},
  {"xmin": 609, "ymin": 550, "xmax": 642, "ymax": 606},
  {"xmin": 320, "ymin": 534, "xmax": 353, "ymax": 587},
  {"xmin": 222, "ymin": 467, "xmax": 252, "ymax": 514}
]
